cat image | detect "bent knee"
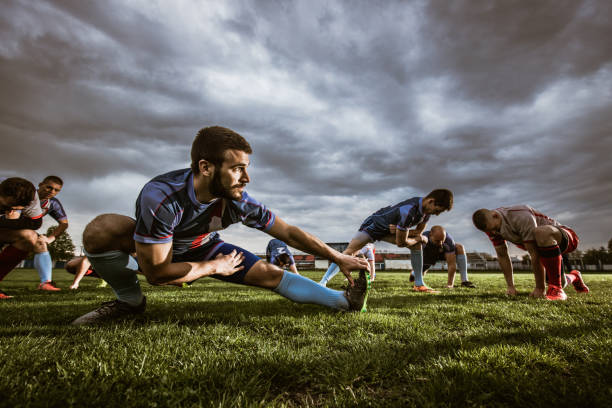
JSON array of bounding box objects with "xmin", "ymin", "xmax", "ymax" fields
[
  {"xmin": 17, "ymin": 229, "xmax": 38, "ymax": 247},
  {"xmin": 534, "ymin": 226, "xmax": 556, "ymax": 245},
  {"xmin": 83, "ymin": 214, "xmax": 136, "ymax": 253},
  {"xmin": 455, "ymin": 243, "xmax": 465, "ymax": 254}
]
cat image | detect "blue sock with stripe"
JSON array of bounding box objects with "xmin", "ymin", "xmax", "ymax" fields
[
  {"xmin": 275, "ymin": 270, "xmax": 349, "ymax": 310},
  {"xmin": 34, "ymin": 252, "xmax": 53, "ymax": 283},
  {"xmin": 319, "ymin": 262, "xmax": 340, "ymax": 286}
]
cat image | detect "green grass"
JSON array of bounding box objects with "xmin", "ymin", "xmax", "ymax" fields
[{"xmin": 1, "ymin": 269, "xmax": 611, "ymax": 408}]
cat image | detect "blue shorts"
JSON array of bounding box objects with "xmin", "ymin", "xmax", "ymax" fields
[{"xmin": 172, "ymin": 241, "xmax": 262, "ymax": 284}]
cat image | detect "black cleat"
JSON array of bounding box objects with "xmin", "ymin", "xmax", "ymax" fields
[
  {"xmin": 71, "ymin": 296, "xmax": 146, "ymax": 325},
  {"xmin": 461, "ymin": 281, "xmax": 476, "ymax": 288},
  {"xmin": 344, "ymin": 270, "xmax": 371, "ymax": 312}
]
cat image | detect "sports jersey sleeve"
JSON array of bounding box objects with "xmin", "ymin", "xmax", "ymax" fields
[
  {"xmin": 237, "ymin": 192, "xmax": 276, "ymax": 231},
  {"xmin": 134, "ymin": 183, "xmax": 179, "ymax": 244},
  {"xmin": 444, "ymin": 234, "xmax": 456, "ymax": 254},
  {"xmin": 47, "ymin": 198, "xmax": 68, "ymax": 222},
  {"xmin": 22, "ymin": 192, "xmax": 43, "ymax": 220}
]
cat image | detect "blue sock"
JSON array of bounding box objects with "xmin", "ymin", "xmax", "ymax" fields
[
  {"xmin": 319, "ymin": 262, "xmax": 340, "ymax": 286},
  {"xmin": 457, "ymin": 254, "xmax": 469, "ymax": 282},
  {"xmin": 411, "ymin": 249, "xmax": 425, "ymax": 286},
  {"xmin": 34, "ymin": 252, "xmax": 53, "ymax": 283},
  {"xmin": 85, "ymin": 250, "xmax": 144, "ymax": 306},
  {"xmin": 275, "ymin": 270, "xmax": 349, "ymax": 310}
]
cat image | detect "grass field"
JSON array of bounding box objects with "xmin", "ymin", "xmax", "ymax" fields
[{"xmin": 1, "ymin": 269, "xmax": 611, "ymax": 408}]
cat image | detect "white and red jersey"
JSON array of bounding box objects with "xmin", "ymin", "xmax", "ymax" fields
[{"xmin": 487, "ymin": 205, "xmax": 562, "ymax": 250}]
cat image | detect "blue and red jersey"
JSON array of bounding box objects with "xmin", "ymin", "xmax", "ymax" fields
[
  {"xmin": 359, "ymin": 197, "xmax": 430, "ymax": 241},
  {"xmin": 40, "ymin": 197, "xmax": 67, "ymax": 222},
  {"xmin": 134, "ymin": 169, "xmax": 276, "ymax": 257}
]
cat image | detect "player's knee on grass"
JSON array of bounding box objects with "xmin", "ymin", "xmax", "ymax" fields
[
  {"xmin": 83, "ymin": 214, "xmax": 136, "ymax": 254},
  {"xmin": 534, "ymin": 225, "xmax": 560, "ymax": 247},
  {"xmin": 243, "ymin": 260, "xmax": 284, "ymax": 289}
]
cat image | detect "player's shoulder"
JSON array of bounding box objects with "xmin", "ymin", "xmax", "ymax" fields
[{"xmin": 139, "ymin": 169, "xmax": 191, "ymax": 207}]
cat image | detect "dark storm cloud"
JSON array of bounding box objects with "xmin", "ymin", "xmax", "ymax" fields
[{"xmin": 1, "ymin": 0, "xmax": 610, "ymax": 252}]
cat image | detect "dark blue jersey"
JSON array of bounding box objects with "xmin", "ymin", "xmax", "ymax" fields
[
  {"xmin": 134, "ymin": 169, "xmax": 276, "ymax": 256},
  {"xmin": 266, "ymin": 239, "xmax": 295, "ymax": 266},
  {"xmin": 40, "ymin": 197, "xmax": 67, "ymax": 222},
  {"xmin": 359, "ymin": 197, "xmax": 430, "ymax": 241},
  {"xmin": 423, "ymin": 230, "xmax": 456, "ymax": 254}
]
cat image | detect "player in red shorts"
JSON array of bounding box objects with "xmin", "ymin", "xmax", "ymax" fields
[{"xmin": 472, "ymin": 205, "xmax": 589, "ymax": 300}]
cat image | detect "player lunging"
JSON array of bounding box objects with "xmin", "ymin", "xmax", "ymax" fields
[
  {"xmin": 472, "ymin": 205, "xmax": 589, "ymax": 300},
  {"xmin": 319, "ymin": 190, "xmax": 454, "ymax": 293},
  {"xmin": 72, "ymin": 126, "xmax": 370, "ymax": 325}
]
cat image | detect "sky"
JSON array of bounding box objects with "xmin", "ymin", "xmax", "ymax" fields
[{"xmin": 1, "ymin": 0, "xmax": 611, "ymax": 256}]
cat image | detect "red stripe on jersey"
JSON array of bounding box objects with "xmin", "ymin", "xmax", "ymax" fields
[{"xmin": 190, "ymin": 233, "xmax": 210, "ymax": 249}]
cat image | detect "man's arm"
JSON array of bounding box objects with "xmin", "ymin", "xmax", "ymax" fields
[
  {"xmin": 135, "ymin": 241, "xmax": 246, "ymax": 286},
  {"xmin": 69, "ymin": 257, "xmax": 92, "ymax": 289},
  {"xmin": 445, "ymin": 252, "xmax": 457, "ymax": 287},
  {"xmin": 494, "ymin": 243, "xmax": 517, "ymax": 295},
  {"xmin": 391, "ymin": 225, "xmax": 427, "ymax": 248},
  {"xmin": 266, "ymin": 217, "xmax": 369, "ymax": 285},
  {"xmin": 524, "ymin": 241, "xmax": 546, "ymax": 297},
  {"xmin": 39, "ymin": 220, "xmax": 69, "ymax": 245}
]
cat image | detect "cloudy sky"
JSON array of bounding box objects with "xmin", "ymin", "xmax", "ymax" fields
[{"xmin": 1, "ymin": 0, "xmax": 611, "ymax": 256}]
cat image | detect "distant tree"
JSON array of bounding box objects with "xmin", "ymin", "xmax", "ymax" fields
[{"xmin": 46, "ymin": 225, "xmax": 75, "ymax": 261}]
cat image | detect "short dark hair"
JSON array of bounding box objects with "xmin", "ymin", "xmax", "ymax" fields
[
  {"xmin": 0, "ymin": 177, "xmax": 36, "ymax": 207},
  {"xmin": 42, "ymin": 175, "xmax": 63, "ymax": 185},
  {"xmin": 472, "ymin": 209, "xmax": 489, "ymax": 231},
  {"xmin": 275, "ymin": 253, "xmax": 291, "ymax": 266},
  {"xmin": 425, "ymin": 189, "xmax": 453, "ymax": 210},
  {"xmin": 191, "ymin": 126, "xmax": 252, "ymax": 173}
]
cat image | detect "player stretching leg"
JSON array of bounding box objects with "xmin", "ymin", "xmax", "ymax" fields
[
  {"xmin": 71, "ymin": 126, "xmax": 370, "ymax": 325},
  {"xmin": 319, "ymin": 190, "xmax": 453, "ymax": 293},
  {"xmin": 33, "ymin": 176, "xmax": 69, "ymax": 291},
  {"xmin": 473, "ymin": 206, "xmax": 589, "ymax": 300},
  {"xmin": 0, "ymin": 178, "xmax": 43, "ymax": 299},
  {"xmin": 408, "ymin": 226, "xmax": 476, "ymax": 288},
  {"xmin": 266, "ymin": 239, "xmax": 300, "ymax": 275}
]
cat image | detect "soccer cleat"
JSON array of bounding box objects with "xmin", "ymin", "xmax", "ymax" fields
[
  {"xmin": 545, "ymin": 285, "xmax": 567, "ymax": 301},
  {"xmin": 71, "ymin": 296, "xmax": 147, "ymax": 325},
  {"xmin": 0, "ymin": 289, "xmax": 13, "ymax": 299},
  {"xmin": 413, "ymin": 285, "xmax": 440, "ymax": 294},
  {"xmin": 569, "ymin": 270, "xmax": 589, "ymax": 293},
  {"xmin": 344, "ymin": 270, "xmax": 371, "ymax": 312},
  {"xmin": 461, "ymin": 281, "xmax": 476, "ymax": 288},
  {"xmin": 37, "ymin": 281, "xmax": 61, "ymax": 291},
  {"xmin": 409, "ymin": 273, "xmax": 415, "ymax": 282}
]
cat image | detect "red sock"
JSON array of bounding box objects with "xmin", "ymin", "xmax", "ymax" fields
[
  {"xmin": 565, "ymin": 273, "xmax": 576, "ymax": 285},
  {"xmin": 0, "ymin": 245, "xmax": 29, "ymax": 281},
  {"xmin": 538, "ymin": 245, "xmax": 562, "ymax": 287}
]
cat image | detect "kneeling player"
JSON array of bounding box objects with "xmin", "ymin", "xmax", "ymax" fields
[
  {"xmin": 319, "ymin": 190, "xmax": 453, "ymax": 293},
  {"xmin": 266, "ymin": 239, "xmax": 300, "ymax": 274},
  {"xmin": 0, "ymin": 178, "xmax": 43, "ymax": 299},
  {"xmin": 65, "ymin": 256, "xmax": 108, "ymax": 289},
  {"xmin": 472, "ymin": 205, "xmax": 589, "ymax": 300},
  {"xmin": 408, "ymin": 225, "xmax": 475, "ymax": 288},
  {"xmin": 71, "ymin": 126, "xmax": 371, "ymax": 325}
]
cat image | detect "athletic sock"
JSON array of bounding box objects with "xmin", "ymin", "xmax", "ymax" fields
[
  {"xmin": 565, "ymin": 272, "xmax": 576, "ymax": 286},
  {"xmin": 538, "ymin": 245, "xmax": 563, "ymax": 288},
  {"xmin": 0, "ymin": 245, "xmax": 29, "ymax": 281},
  {"xmin": 85, "ymin": 250, "xmax": 143, "ymax": 306},
  {"xmin": 34, "ymin": 252, "xmax": 53, "ymax": 283},
  {"xmin": 319, "ymin": 262, "xmax": 340, "ymax": 286},
  {"xmin": 274, "ymin": 270, "xmax": 349, "ymax": 310},
  {"xmin": 457, "ymin": 254, "xmax": 469, "ymax": 282},
  {"xmin": 411, "ymin": 249, "xmax": 425, "ymax": 286}
]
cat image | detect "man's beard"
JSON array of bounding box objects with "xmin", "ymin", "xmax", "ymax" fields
[{"xmin": 209, "ymin": 171, "xmax": 242, "ymax": 200}]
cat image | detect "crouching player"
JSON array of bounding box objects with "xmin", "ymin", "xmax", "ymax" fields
[
  {"xmin": 472, "ymin": 205, "xmax": 589, "ymax": 300},
  {"xmin": 0, "ymin": 178, "xmax": 43, "ymax": 299},
  {"xmin": 65, "ymin": 256, "xmax": 108, "ymax": 289},
  {"xmin": 408, "ymin": 225, "xmax": 476, "ymax": 288},
  {"xmin": 319, "ymin": 190, "xmax": 453, "ymax": 293},
  {"xmin": 71, "ymin": 126, "xmax": 371, "ymax": 325},
  {"xmin": 266, "ymin": 239, "xmax": 300, "ymax": 274}
]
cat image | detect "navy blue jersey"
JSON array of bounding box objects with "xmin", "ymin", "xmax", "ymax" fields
[
  {"xmin": 423, "ymin": 230, "xmax": 456, "ymax": 254},
  {"xmin": 359, "ymin": 197, "xmax": 430, "ymax": 241},
  {"xmin": 40, "ymin": 197, "xmax": 67, "ymax": 222},
  {"xmin": 134, "ymin": 169, "xmax": 276, "ymax": 256},
  {"xmin": 266, "ymin": 239, "xmax": 295, "ymax": 266}
]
